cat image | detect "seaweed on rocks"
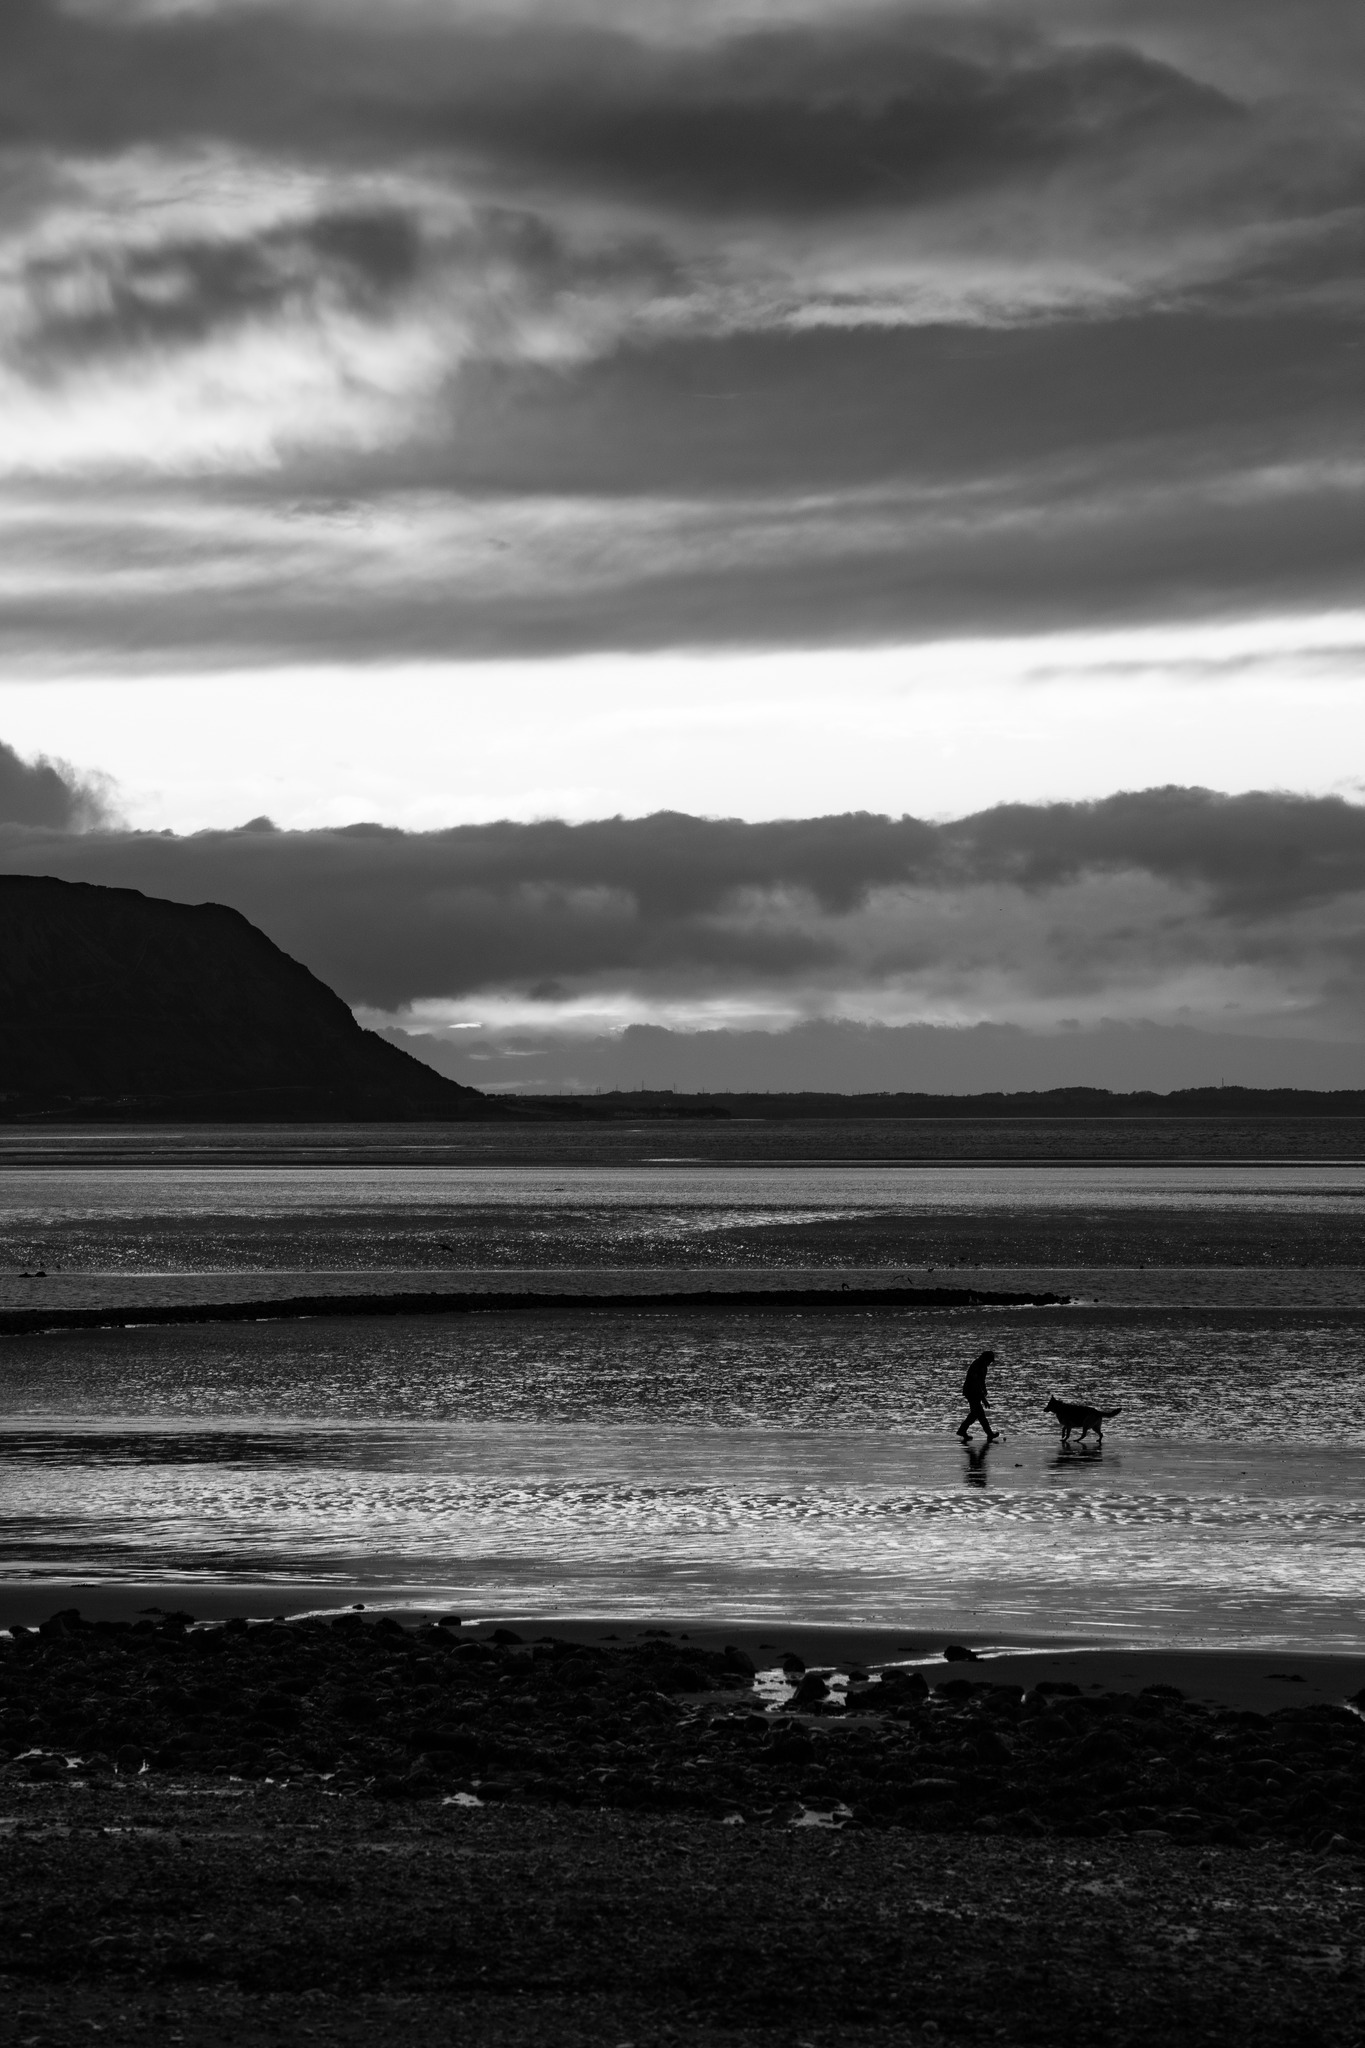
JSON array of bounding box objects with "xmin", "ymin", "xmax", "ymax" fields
[{"xmin": 1, "ymin": 1614, "xmax": 1362, "ymax": 1853}]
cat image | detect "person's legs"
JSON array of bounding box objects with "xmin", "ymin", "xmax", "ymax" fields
[{"xmin": 958, "ymin": 1398, "xmax": 997, "ymax": 1441}]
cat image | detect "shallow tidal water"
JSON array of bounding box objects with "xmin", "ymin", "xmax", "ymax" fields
[
  {"xmin": 1, "ymin": 1129, "xmax": 1362, "ymax": 1650},
  {"xmin": 5, "ymin": 1154, "xmax": 1365, "ymax": 1272}
]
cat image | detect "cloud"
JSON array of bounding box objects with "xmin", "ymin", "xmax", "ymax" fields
[
  {"xmin": 1, "ymin": 0, "xmax": 1352, "ymax": 296},
  {"xmin": 416, "ymin": 25, "xmax": 1238, "ymax": 219},
  {"xmin": 4, "ymin": 439, "xmax": 1362, "ymax": 667},
  {"xmin": 14, "ymin": 207, "xmax": 425, "ymax": 365},
  {"xmin": 382, "ymin": 1017, "xmax": 1365, "ymax": 1095},
  {"xmin": 4, "ymin": 789, "xmax": 1365, "ymax": 1050},
  {"xmin": 0, "ymin": 4, "xmax": 1236, "ymax": 213},
  {"xmin": 943, "ymin": 787, "xmax": 1365, "ymax": 915},
  {"xmin": 0, "ymin": 1, "xmax": 1360, "ymax": 657},
  {"xmin": 8, "ymin": 197, "xmax": 680, "ymax": 375},
  {"xmin": 0, "ymin": 737, "xmax": 113, "ymax": 828},
  {"xmin": 1, "ymin": 6, "xmax": 1355, "ymax": 331},
  {"xmin": 0, "ymin": 192, "xmax": 692, "ymax": 476}
]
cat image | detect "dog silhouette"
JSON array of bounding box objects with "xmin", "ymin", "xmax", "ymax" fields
[{"xmin": 1045, "ymin": 1395, "xmax": 1121, "ymax": 1443}]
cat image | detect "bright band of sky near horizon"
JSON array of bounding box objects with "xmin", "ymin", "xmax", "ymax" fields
[{"xmin": 5, "ymin": 611, "xmax": 1365, "ymax": 834}]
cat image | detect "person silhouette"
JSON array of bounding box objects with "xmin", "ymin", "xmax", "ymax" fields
[{"xmin": 956, "ymin": 1348, "xmax": 999, "ymax": 1442}]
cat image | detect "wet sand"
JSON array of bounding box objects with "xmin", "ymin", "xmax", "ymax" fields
[{"xmin": 3, "ymin": 1420, "xmax": 1358, "ymax": 1652}]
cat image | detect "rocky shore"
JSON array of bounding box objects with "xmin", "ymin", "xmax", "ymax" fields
[
  {"xmin": 4, "ymin": 1609, "xmax": 1362, "ymax": 1853},
  {"xmin": 3, "ymin": 1611, "xmax": 1364, "ymax": 2046}
]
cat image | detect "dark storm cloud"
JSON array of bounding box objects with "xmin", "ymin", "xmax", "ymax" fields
[
  {"xmin": 0, "ymin": 2, "xmax": 1237, "ymax": 213},
  {"xmin": 407, "ymin": 26, "xmax": 1237, "ymax": 216},
  {"xmin": 0, "ymin": 739, "xmax": 111, "ymax": 830},
  {"xmin": 3, "ymin": 787, "xmax": 1363, "ymax": 1009},
  {"xmin": 956, "ymin": 789, "xmax": 1365, "ymax": 916}
]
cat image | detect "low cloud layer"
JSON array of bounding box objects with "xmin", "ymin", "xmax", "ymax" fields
[
  {"xmin": 385, "ymin": 1019, "xmax": 1365, "ymax": 1096},
  {"xmin": 6, "ymin": 776, "xmax": 1365, "ymax": 1083},
  {"xmin": 0, "ymin": 0, "xmax": 1361, "ymax": 663}
]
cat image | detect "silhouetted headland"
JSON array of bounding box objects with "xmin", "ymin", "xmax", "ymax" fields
[
  {"xmin": 9, "ymin": 875, "xmax": 1365, "ymax": 1133},
  {"xmin": 0, "ymin": 875, "xmax": 513, "ymax": 1122}
]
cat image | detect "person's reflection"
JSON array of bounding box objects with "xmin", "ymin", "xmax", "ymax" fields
[{"xmin": 962, "ymin": 1440, "xmax": 991, "ymax": 1486}]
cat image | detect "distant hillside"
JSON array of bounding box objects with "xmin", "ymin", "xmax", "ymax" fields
[{"xmin": 0, "ymin": 875, "xmax": 507, "ymax": 1121}]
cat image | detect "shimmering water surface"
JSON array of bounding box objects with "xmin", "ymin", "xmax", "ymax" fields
[
  {"xmin": 7, "ymin": 1147, "xmax": 1365, "ymax": 1273},
  {"xmin": 1, "ymin": 1129, "xmax": 1363, "ymax": 1648},
  {"xmin": 10, "ymin": 1159, "xmax": 1365, "ymax": 1219}
]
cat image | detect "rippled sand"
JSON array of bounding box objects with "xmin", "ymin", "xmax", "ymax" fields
[{"xmin": 2, "ymin": 1310, "xmax": 1362, "ymax": 1646}]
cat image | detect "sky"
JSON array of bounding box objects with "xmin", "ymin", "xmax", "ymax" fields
[{"xmin": 1, "ymin": 0, "xmax": 1363, "ymax": 1091}]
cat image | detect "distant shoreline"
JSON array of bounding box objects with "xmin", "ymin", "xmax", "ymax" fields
[
  {"xmin": 10, "ymin": 1087, "xmax": 1365, "ymax": 1128},
  {"xmin": 519, "ymin": 1087, "xmax": 1365, "ymax": 1121}
]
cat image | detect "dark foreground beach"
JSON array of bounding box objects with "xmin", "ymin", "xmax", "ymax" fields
[
  {"xmin": 3, "ymin": 1605, "xmax": 1363, "ymax": 2045},
  {"xmin": 5, "ymin": 1785, "xmax": 1364, "ymax": 2048}
]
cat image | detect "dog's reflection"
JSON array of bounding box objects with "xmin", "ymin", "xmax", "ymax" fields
[
  {"xmin": 1050, "ymin": 1441, "xmax": 1107, "ymax": 1471},
  {"xmin": 961, "ymin": 1440, "xmax": 992, "ymax": 1486}
]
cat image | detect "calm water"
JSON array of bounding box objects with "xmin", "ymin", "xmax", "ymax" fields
[
  {"xmin": 5, "ymin": 1155, "xmax": 1365, "ymax": 1271},
  {"xmin": 1, "ymin": 1130, "xmax": 1363, "ymax": 1649}
]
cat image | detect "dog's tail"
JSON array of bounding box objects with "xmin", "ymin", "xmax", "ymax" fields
[{"xmin": 1102, "ymin": 1407, "xmax": 1122, "ymax": 1419}]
